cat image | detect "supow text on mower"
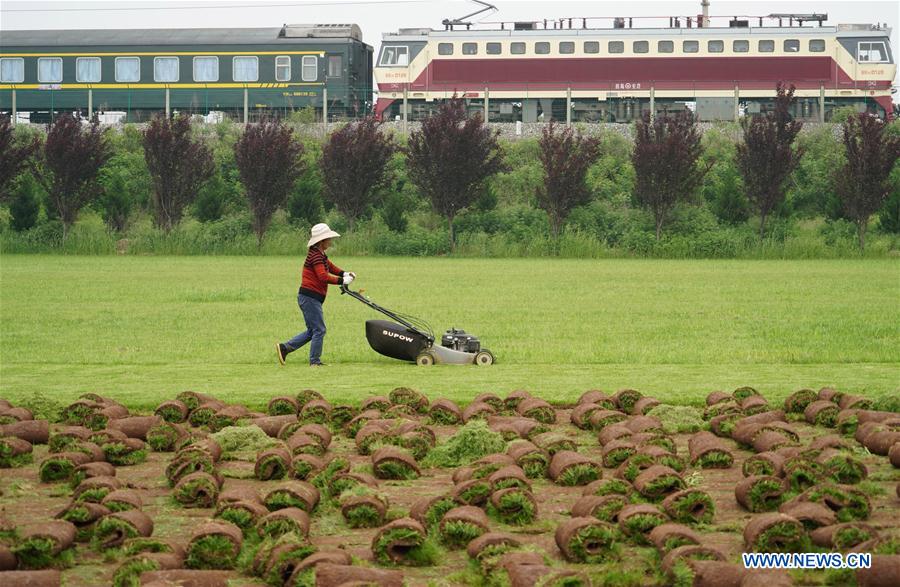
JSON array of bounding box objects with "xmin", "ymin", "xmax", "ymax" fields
[{"xmin": 383, "ymin": 330, "xmax": 414, "ymax": 343}]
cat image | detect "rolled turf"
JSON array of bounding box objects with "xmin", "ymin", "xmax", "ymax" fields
[
  {"xmin": 372, "ymin": 446, "xmax": 420, "ymax": 480},
  {"xmin": 548, "ymin": 451, "xmax": 602, "ymax": 486},
  {"xmin": 439, "ymin": 506, "xmax": 489, "ymax": 549},
  {"xmin": 554, "ymin": 517, "xmax": 619, "ymax": 563},
  {"xmin": 339, "ymin": 491, "xmax": 388, "ymax": 529},
  {"xmin": 256, "ymin": 507, "xmax": 311, "ymax": 540},
  {"xmin": 255, "ymin": 446, "xmax": 292, "ymax": 481},
  {"xmin": 173, "ymin": 472, "xmax": 221, "ymax": 508},
  {"xmin": 39, "ymin": 451, "xmax": 91, "ymax": 483},
  {"xmin": 13, "ymin": 521, "xmax": 77, "ymax": 569},
  {"xmin": 185, "ymin": 521, "xmax": 243, "ymax": 570},
  {"xmin": 662, "ymin": 488, "xmax": 716, "ymax": 525},
  {"xmin": 735, "ymin": 475, "xmax": 788, "ymax": 512},
  {"xmin": 633, "ymin": 465, "xmax": 685, "ymax": 501},
  {"xmin": 743, "ymin": 513, "xmax": 809, "ymax": 553},
  {"xmin": 93, "ymin": 510, "xmax": 154, "ymax": 549},
  {"xmin": 263, "ymin": 482, "xmax": 320, "ymax": 513},
  {"xmin": 0, "ymin": 436, "xmax": 33, "ymax": 468},
  {"xmin": 370, "ymin": 518, "xmax": 433, "ymax": 566},
  {"xmin": 617, "ymin": 504, "xmax": 669, "ymax": 546},
  {"xmin": 489, "ymin": 488, "xmax": 537, "ymax": 525},
  {"xmin": 570, "ymin": 494, "xmax": 627, "ymax": 523},
  {"xmin": 506, "ymin": 441, "xmax": 549, "ymax": 479}
]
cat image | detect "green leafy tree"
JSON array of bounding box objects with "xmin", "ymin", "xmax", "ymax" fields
[
  {"xmin": 790, "ymin": 126, "xmax": 844, "ymax": 220},
  {"xmin": 9, "ymin": 174, "xmax": 40, "ymax": 232},
  {"xmin": 96, "ymin": 170, "xmax": 132, "ymax": 232},
  {"xmin": 700, "ymin": 128, "xmax": 748, "ymax": 225},
  {"xmin": 835, "ymin": 113, "xmax": 900, "ymax": 250},
  {"xmin": 288, "ymin": 171, "xmax": 324, "ymax": 227},
  {"xmin": 406, "ymin": 96, "xmax": 506, "ymax": 250}
]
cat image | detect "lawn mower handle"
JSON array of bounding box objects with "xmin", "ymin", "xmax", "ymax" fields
[{"xmin": 340, "ymin": 283, "xmax": 435, "ymax": 343}]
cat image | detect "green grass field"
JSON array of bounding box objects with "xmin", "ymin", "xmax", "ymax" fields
[{"xmin": 1, "ymin": 255, "xmax": 898, "ymax": 411}]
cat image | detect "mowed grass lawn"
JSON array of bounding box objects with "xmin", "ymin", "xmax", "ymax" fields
[{"xmin": 1, "ymin": 255, "xmax": 898, "ymax": 411}]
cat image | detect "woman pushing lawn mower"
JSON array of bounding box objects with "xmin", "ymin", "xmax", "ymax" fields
[{"xmin": 276, "ymin": 223, "xmax": 355, "ymax": 367}]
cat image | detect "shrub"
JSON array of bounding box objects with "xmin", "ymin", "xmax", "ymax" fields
[{"xmin": 9, "ymin": 174, "xmax": 40, "ymax": 232}]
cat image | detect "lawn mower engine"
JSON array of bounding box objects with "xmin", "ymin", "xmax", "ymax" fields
[{"xmin": 441, "ymin": 329, "xmax": 482, "ymax": 353}]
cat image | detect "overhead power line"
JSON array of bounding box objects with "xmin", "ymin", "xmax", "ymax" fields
[{"xmin": 1, "ymin": 0, "xmax": 431, "ymax": 13}]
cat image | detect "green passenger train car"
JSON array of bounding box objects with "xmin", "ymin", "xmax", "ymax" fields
[{"xmin": 0, "ymin": 24, "xmax": 373, "ymax": 122}]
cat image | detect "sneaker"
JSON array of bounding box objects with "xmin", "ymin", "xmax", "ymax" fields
[
  {"xmin": 276, "ymin": 343, "xmax": 287, "ymax": 365},
  {"xmin": 309, "ymin": 362, "xmax": 326, "ymax": 367}
]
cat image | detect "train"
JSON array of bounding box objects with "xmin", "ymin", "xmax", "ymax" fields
[
  {"xmin": 0, "ymin": 2, "xmax": 896, "ymax": 124},
  {"xmin": 374, "ymin": 5, "xmax": 897, "ymax": 123},
  {"xmin": 0, "ymin": 24, "xmax": 372, "ymax": 123}
]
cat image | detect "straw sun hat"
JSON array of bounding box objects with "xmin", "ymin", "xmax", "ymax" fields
[{"xmin": 307, "ymin": 223, "xmax": 341, "ymax": 248}]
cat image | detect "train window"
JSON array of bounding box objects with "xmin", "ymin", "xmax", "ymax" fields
[
  {"xmin": 327, "ymin": 55, "xmax": 342, "ymax": 77},
  {"xmin": 535, "ymin": 42, "xmax": 551, "ymax": 54},
  {"xmin": 511, "ymin": 42, "xmax": 526, "ymax": 54},
  {"xmin": 708, "ymin": 40, "xmax": 724, "ymax": 53},
  {"xmin": 233, "ymin": 56, "xmax": 258, "ymax": 82},
  {"xmin": 38, "ymin": 57, "xmax": 63, "ymax": 83},
  {"xmin": 76, "ymin": 57, "xmax": 101, "ymax": 83},
  {"xmin": 559, "ymin": 42, "xmax": 575, "ymax": 54},
  {"xmin": 438, "ymin": 43, "xmax": 454, "ymax": 55},
  {"xmin": 784, "ymin": 39, "xmax": 800, "ymax": 52},
  {"xmin": 809, "ymin": 39, "xmax": 826, "ymax": 52},
  {"xmin": 633, "ymin": 41, "xmax": 649, "ymax": 53},
  {"xmin": 276, "ymin": 56, "xmax": 291, "ymax": 81},
  {"xmin": 658, "ymin": 40, "xmax": 674, "ymax": 53},
  {"xmin": 302, "ymin": 56, "xmax": 318, "ymax": 81},
  {"xmin": 733, "ymin": 40, "xmax": 749, "ymax": 53},
  {"xmin": 0, "ymin": 58, "xmax": 24, "ymax": 83},
  {"xmin": 584, "ymin": 41, "xmax": 600, "ymax": 54},
  {"xmin": 759, "ymin": 40, "xmax": 775, "ymax": 52},
  {"xmin": 683, "ymin": 40, "xmax": 699, "ymax": 53},
  {"xmin": 193, "ymin": 56, "xmax": 218, "ymax": 82},
  {"xmin": 154, "ymin": 57, "xmax": 179, "ymax": 83},
  {"xmin": 463, "ymin": 43, "xmax": 478, "ymax": 55},
  {"xmin": 380, "ymin": 46, "xmax": 409, "ymax": 66},
  {"xmin": 858, "ymin": 42, "xmax": 888, "ymax": 62},
  {"xmin": 486, "ymin": 43, "xmax": 502, "ymax": 55},
  {"xmin": 115, "ymin": 57, "xmax": 140, "ymax": 83},
  {"xmin": 609, "ymin": 41, "xmax": 624, "ymax": 54}
]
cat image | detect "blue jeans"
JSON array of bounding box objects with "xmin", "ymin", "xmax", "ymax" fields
[{"xmin": 283, "ymin": 294, "xmax": 326, "ymax": 365}]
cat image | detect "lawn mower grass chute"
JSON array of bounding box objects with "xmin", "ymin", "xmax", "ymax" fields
[{"xmin": 340, "ymin": 284, "xmax": 494, "ymax": 366}]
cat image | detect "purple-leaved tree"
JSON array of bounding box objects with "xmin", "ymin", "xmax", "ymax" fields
[
  {"xmin": 736, "ymin": 82, "xmax": 805, "ymax": 239},
  {"xmin": 835, "ymin": 113, "xmax": 900, "ymax": 250},
  {"xmin": 143, "ymin": 113, "xmax": 214, "ymax": 232},
  {"xmin": 536, "ymin": 121, "xmax": 602, "ymax": 242},
  {"xmin": 632, "ymin": 110, "xmax": 708, "ymax": 240},
  {"xmin": 321, "ymin": 116, "xmax": 397, "ymax": 229},
  {"xmin": 0, "ymin": 116, "xmax": 40, "ymax": 203},
  {"xmin": 234, "ymin": 117, "xmax": 305, "ymax": 247},
  {"xmin": 406, "ymin": 97, "xmax": 506, "ymax": 250},
  {"xmin": 30, "ymin": 113, "xmax": 111, "ymax": 238}
]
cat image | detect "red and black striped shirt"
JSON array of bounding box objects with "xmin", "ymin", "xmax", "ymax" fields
[{"xmin": 298, "ymin": 245, "xmax": 344, "ymax": 303}]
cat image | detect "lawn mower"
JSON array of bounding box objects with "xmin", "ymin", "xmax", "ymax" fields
[{"xmin": 340, "ymin": 283, "xmax": 494, "ymax": 366}]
